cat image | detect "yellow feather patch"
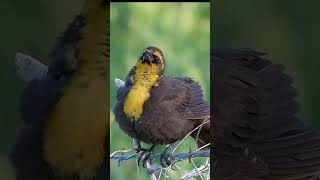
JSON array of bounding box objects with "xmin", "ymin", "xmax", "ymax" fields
[{"xmin": 123, "ymin": 61, "xmax": 160, "ymax": 120}]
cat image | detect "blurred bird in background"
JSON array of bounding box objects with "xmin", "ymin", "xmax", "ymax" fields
[
  {"xmin": 10, "ymin": 0, "xmax": 109, "ymax": 179},
  {"xmin": 212, "ymin": 48, "xmax": 320, "ymax": 180}
]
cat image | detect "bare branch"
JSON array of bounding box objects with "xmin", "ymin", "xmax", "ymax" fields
[
  {"xmin": 172, "ymin": 119, "xmax": 210, "ymax": 153},
  {"xmin": 145, "ymin": 159, "xmax": 159, "ymax": 180},
  {"xmin": 180, "ymin": 162, "xmax": 210, "ymax": 180}
]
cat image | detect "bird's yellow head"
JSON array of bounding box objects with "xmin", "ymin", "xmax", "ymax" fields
[
  {"xmin": 123, "ymin": 46, "xmax": 165, "ymax": 120},
  {"xmin": 136, "ymin": 46, "xmax": 165, "ymax": 75}
]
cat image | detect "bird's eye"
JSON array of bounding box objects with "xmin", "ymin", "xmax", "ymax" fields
[{"xmin": 153, "ymin": 55, "xmax": 160, "ymax": 63}]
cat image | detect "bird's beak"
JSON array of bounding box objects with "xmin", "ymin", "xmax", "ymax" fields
[{"xmin": 140, "ymin": 51, "xmax": 153, "ymax": 64}]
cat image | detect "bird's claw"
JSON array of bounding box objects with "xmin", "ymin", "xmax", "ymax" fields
[
  {"xmin": 137, "ymin": 149, "xmax": 154, "ymax": 168},
  {"xmin": 136, "ymin": 145, "xmax": 155, "ymax": 168},
  {"xmin": 160, "ymin": 143, "xmax": 178, "ymax": 168},
  {"xmin": 160, "ymin": 150, "xmax": 173, "ymax": 167}
]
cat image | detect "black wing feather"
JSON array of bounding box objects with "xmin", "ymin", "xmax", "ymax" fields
[{"xmin": 213, "ymin": 48, "xmax": 320, "ymax": 180}]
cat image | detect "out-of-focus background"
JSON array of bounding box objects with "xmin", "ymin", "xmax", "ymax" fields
[
  {"xmin": 110, "ymin": 2, "xmax": 210, "ymax": 180},
  {"xmin": 0, "ymin": 0, "xmax": 84, "ymax": 179},
  {"xmin": 214, "ymin": 0, "xmax": 320, "ymax": 127}
]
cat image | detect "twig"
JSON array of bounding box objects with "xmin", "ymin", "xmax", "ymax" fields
[
  {"xmin": 180, "ymin": 162, "xmax": 210, "ymax": 180},
  {"xmin": 195, "ymin": 118, "xmax": 210, "ymax": 146},
  {"xmin": 197, "ymin": 143, "xmax": 210, "ymax": 151},
  {"xmin": 172, "ymin": 119, "xmax": 210, "ymax": 153},
  {"xmin": 145, "ymin": 160, "xmax": 159, "ymax": 180}
]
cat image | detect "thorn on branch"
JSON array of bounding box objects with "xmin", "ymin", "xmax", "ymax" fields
[{"xmin": 110, "ymin": 149, "xmax": 210, "ymax": 162}]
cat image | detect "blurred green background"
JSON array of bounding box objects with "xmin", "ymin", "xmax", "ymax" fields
[
  {"xmin": 110, "ymin": 2, "xmax": 210, "ymax": 180},
  {"xmin": 0, "ymin": 0, "xmax": 84, "ymax": 179},
  {"xmin": 214, "ymin": 0, "xmax": 320, "ymax": 127}
]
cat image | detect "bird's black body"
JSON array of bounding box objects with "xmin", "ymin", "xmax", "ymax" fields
[
  {"xmin": 114, "ymin": 75, "xmax": 210, "ymax": 145},
  {"xmin": 212, "ymin": 48, "xmax": 320, "ymax": 180},
  {"xmin": 113, "ymin": 47, "xmax": 210, "ymax": 146}
]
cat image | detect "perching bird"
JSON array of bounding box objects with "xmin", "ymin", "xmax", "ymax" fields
[
  {"xmin": 113, "ymin": 46, "xmax": 210, "ymax": 151},
  {"xmin": 212, "ymin": 48, "xmax": 320, "ymax": 180},
  {"xmin": 10, "ymin": 1, "xmax": 109, "ymax": 180}
]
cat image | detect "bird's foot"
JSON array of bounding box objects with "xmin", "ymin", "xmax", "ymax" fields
[
  {"xmin": 160, "ymin": 141, "xmax": 180, "ymax": 168},
  {"xmin": 136, "ymin": 144, "xmax": 155, "ymax": 168},
  {"xmin": 133, "ymin": 138, "xmax": 142, "ymax": 151},
  {"xmin": 132, "ymin": 138, "xmax": 156, "ymax": 167}
]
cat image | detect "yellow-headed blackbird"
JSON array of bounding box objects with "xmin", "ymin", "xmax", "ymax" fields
[
  {"xmin": 212, "ymin": 48, "xmax": 320, "ymax": 179},
  {"xmin": 113, "ymin": 47, "xmax": 210, "ymax": 148},
  {"xmin": 10, "ymin": 1, "xmax": 109, "ymax": 179}
]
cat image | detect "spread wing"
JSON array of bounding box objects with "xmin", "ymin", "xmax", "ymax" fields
[{"xmin": 212, "ymin": 48, "xmax": 320, "ymax": 180}]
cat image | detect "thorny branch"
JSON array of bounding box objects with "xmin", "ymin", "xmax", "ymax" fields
[
  {"xmin": 110, "ymin": 149, "xmax": 210, "ymax": 180},
  {"xmin": 110, "ymin": 119, "xmax": 211, "ymax": 180},
  {"xmin": 110, "ymin": 149, "xmax": 210, "ymax": 161},
  {"xmin": 110, "ymin": 147, "xmax": 210, "ymax": 180}
]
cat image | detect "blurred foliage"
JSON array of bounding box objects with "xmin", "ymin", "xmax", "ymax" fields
[
  {"xmin": 110, "ymin": 3, "xmax": 210, "ymax": 180},
  {"xmin": 214, "ymin": 0, "xmax": 320, "ymax": 127}
]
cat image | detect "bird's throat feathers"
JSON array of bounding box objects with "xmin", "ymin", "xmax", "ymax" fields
[{"xmin": 123, "ymin": 61, "xmax": 161, "ymax": 120}]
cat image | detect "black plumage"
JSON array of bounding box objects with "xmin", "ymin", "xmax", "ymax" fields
[
  {"xmin": 114, "ymin": 75, "xmax": 210, "ymax": 145},
  {"xmin": 113, "ymin": 47, "xmax": 210, "ymax": 146},
  {"xmin": 212, "ymin": 48, "xmax": 320, "ymax": 180}
]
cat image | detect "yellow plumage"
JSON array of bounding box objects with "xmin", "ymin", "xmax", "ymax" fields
[{"xmin": 123, "ymin": 61, "xmax": 160, "ymax": 120}]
